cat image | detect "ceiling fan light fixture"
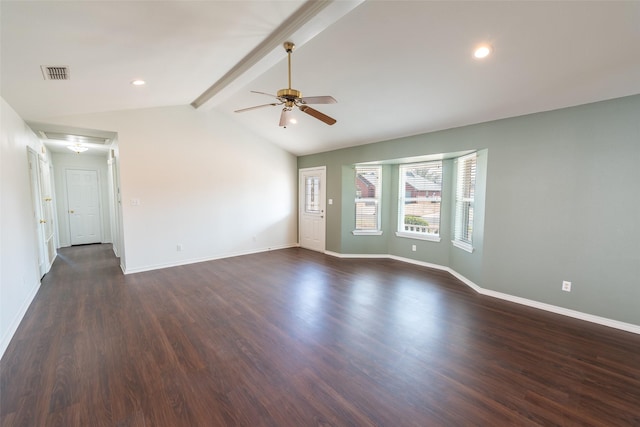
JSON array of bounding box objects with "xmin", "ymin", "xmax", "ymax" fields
[{"xmin": 474, "ymin": 44, "xmax": 492, "ymax": 59}]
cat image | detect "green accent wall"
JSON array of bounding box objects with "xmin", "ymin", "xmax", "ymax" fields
[{"xmin": 298, "ymin": 95, "xmax": 640, "ymax": 326}]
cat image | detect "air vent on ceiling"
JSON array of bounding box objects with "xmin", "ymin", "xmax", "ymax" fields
[
  {"xmin": 41, "ymin": 65, "xmax": 70, "ymax": 80},
  {"xmin": 41, "ymin": 131, "xmax": 109, "ymax": 145}
]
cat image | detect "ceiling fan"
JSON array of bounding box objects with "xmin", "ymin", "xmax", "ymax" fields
[{"xmin": 235, "ymin": 41, "xmax": 337, "ymax": 127}]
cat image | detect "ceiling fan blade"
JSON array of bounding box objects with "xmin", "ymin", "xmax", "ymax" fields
[
  {"xmin": 251, "ymin": 90, "xmax": 280, "ymax": 99},
  {"xmin": 279, "ymin": 109, "xmax": 293, "ymax": 127},
  {"xmin": 299, "ymin": 105, "xmax": 336, "ymax": 126},
  {"xmin": 235, "ymin": 103, "xmax": 279, "ymax": 113},
  {"xmin": 299, "ymin": 96, "xmax": 337, "ymax": 105}
]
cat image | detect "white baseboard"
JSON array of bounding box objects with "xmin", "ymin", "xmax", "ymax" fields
[
  {"xmin": 325, "ymin": 250, "xmax": 388, "ymax": 259},
  {"xmin": 325, "ymin": 252, "xmax": 640, "ymax": 335},
  {"xmin": 0, "ymin": 279, "xmax": 40, "ymax": 361},
  {"xmin": 476, "ymin": 287, "xmax": 640, "ymax": 335},
  {"xmin": 124, "ymin": 243, "xmax": 299, "ymax": 275}
]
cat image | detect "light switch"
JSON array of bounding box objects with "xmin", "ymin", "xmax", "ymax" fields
[
  {"xmin": 328, "ymin": 199, "xmax": 333, "ymax": 205},
  {"xmin": 131, "ymin": 198, "xmax": 140, "ymax": 206}
]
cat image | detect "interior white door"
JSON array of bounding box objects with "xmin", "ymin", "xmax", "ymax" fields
[
  {"xmin": 67, "ymin": 169, "xmax": 102, "ymax": 245},
  {"xmin": 27, "ymin": 149, "xmax": 48, "ymax": 277},
  {"xmin": 39, "ymin": 157, "xmax": 56, "ymax": 268},
  {"xmin": 299, "ymin": 167, "xmax": 326, "ymax": 252}
]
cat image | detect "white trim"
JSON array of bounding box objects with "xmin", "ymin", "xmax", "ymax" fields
[
  {"xmin": 476, "ymin": 288, "xmax": 640, "ymax": 335},
  {"xmin": 0, "ymin": 279, "xmax": 40, "ymax": 360},
  {"xmin": 452, "ymin": 240, "xmax": 474, "ymax": 253},
  {"xmin": 446, "ymin": 266, "xmax": 482, "ymax": 293},
  {"xmin": 388, "ymin": 254, "xmax": 450, "ymax": 272},
  {"xmin": 324, "ymin": 250, "xmax": 388, "ymax": 259},
  {"xmin": 124, "ymin": 243, "xmax": 299, "ymax": 275},
  {"xmin": 395, "ymin": 231, "xmax": 441, "ymax": 242},
  {"xmin": 323, "ymin": 251, "xmax": 640, "ymax": 335},
  {"xmin": 352, "ymin": 230, "xmax": 383, "ymax": 236}
]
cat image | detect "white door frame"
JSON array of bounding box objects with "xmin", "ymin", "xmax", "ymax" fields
[
  {"xmin": 298, "ymin": 166, "xmax": 326, "ymax": 252},
  {"xmin": 66, "ymin": 168, "xmax": 103, "ymax": 245},
  {"xmin": 107, "ymin": 156, "xmax": 121, "ymax": 257}
]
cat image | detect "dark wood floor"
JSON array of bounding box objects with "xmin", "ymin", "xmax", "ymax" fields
[{"xmin": 1, "ymin": 245, "xmax": 639, "ymax": 426}]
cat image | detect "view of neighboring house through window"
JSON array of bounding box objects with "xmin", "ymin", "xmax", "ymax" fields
[
  {"xmin": 354, "ymin": 165, "xmax": 382, "ymax": 234},
  {"xmin": 397, "ymin": 161, "xmax": 442, "ymax": 240},
  {"xmin": 453, "ymin": 153, "xmax": 477, "ymax": 251}
]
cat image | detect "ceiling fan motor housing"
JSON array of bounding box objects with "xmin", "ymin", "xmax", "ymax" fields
[{"xmin": 277, "ymin": 88, "xmax": 301, "ymax": 99}]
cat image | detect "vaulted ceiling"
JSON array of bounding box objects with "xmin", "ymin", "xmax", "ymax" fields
[{"xmin": 2, "ymin": 1, "xmax": 639, "ymax": 156}]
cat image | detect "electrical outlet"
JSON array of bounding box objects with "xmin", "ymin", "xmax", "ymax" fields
[
  {"xmin": 412, "ymin": 244, "xmax": 417, "ymax": 252},
  {"xmin": 177, "ymin": 244, "xmax": 183, "ymax": 252},
  {"xmin": 562, "ymin": 281, "xmax": 571, "ymax": 292}
]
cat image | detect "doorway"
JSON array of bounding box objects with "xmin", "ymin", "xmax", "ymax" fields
[
  {"xmin": 27, "ymin": 148, "xmax": 56, "ymax": 277},
  {"xmin": 66, "ymin": 169, "xmax": 102, "ymax": 245},
  {"xmin": 298, "ymin": 166, "xmax": 326, "ymax": 252}
]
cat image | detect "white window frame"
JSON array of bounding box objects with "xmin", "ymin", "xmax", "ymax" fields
[
  {"xmin": 395, "ymin": 161, "xmax": 442, "ymax": 242},
  {"xmin": 353, "ymin": 165, "xmax": 383, "ymax": 235},
  {"xmin": 452, "ymin": 153, "xmax": 477, "ymax": 253}
]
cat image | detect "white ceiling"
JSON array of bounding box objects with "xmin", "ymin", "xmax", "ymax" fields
[{"xmin": 2, "ymin": 1, "xmax": 639, "ymax": 156}]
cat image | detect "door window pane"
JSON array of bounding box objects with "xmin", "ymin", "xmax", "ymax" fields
[{"xmin": 305, "ymin": 176, "xmax": 321, "ymax": 213}]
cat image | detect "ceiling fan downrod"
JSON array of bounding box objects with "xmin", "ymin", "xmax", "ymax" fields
[
  {"xmin": 285, "ymin": 41, "xmax": 294, "ymax": 89},
  {"xmin": 278, "ymin": 42, "xmax": 301, "ymax": 99}
]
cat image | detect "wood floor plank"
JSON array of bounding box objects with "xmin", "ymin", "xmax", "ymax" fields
[{"xmin": 1, "ymin": 244, "xmax": 639, "ymax": 426}]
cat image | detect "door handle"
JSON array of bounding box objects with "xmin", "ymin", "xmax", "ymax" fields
[
  {"xmin": 69, "ymin": 210, "xmax": 75, "ymax": 214},
  {"xmin": 40, "ymin": 219, "xmax": 47, "ymax": 224}
]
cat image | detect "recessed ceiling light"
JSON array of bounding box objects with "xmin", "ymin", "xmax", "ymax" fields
[
  {"xmin": 131, "ymin": 79, "xmax": 146, "ymax": 86},
  {"xmin": 473, "ymin": 45, "xmax": 492, "ymax": 59}
]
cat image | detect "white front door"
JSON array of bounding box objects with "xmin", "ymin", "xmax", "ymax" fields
[
  {"xmin": 299, "ymin": 167, "xmax": 326, "ymax": 252},
  {"xmin": 67, "ymin": 169, "xmax": 102, "ymax": 245}
]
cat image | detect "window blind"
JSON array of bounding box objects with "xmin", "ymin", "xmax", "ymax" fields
[
  {"xmin": 454, "ymin": 153, "xmax": 477, "ymax": 245},
  {"xmin": 355, "ymin": 166, "xmax": 381, "ymax": 231}
]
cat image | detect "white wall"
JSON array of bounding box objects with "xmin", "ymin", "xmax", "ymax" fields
[
  {"xmin": 0, "ymin": 97, "xmax": 44, "ymax": 358},
  {"xmin": 43, "ymin": 105, "xmax": 298, "ymax": 273},
  {"xmin": 51, "ymin": 152, "xmax": 112, "ymax": 247}
]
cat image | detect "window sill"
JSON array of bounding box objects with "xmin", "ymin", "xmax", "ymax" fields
[
  {"xmin": 395, "ymin": 231, "xmax": 441, "ymax": 242},
  {"xmin": 352, "ymin": 230, "xmax": 383, "ymax": 236},
  {"xmin": 452, "ymin": 240, "xmax": 474, "ymax": 253}
]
